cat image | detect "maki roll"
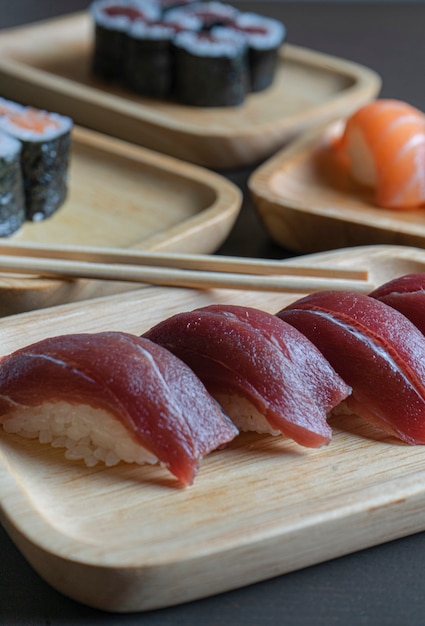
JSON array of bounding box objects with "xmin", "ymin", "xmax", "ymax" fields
[
  {"xmin": 124, "ymin": 13, "xmax": 201, "ymax": 98},
  {"xmin": 229, "ymin": 12, "xmax": 286, "ymax": 92},
  {"xmin": 0, "ymin": 107, "xmax": 73, "ymax": 221},
  {"xmin": 88, "ymin": 1, "xmax": 286, "ymax": 105},
  {"xmin": 90, "ymin": 0, "xmax": 160, "ymax": 81},
  {"xmin": 173, "ymin": 26, "xmax": 248, "ymax": 107},
  {"xmin": 0, "ymin": 132, "xmax": 25, "ymax": 237}
]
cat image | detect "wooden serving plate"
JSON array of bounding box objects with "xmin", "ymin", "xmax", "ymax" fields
[
  {"xmin": 0, "ymin": 125, "xmax": 241, "ymax": 317},
  {"xmin": 0, "ymin": 12, "xmax": 381, "ymax": 168},
  {"xmin": 2, "ymin": 244, "xmax": 425, "ymax": 613},
  {"xmin": 249, "ymin": 120, "xmax": 425, "ymax": 253}
]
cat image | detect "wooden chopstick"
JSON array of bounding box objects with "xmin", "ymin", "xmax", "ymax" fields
[
  {"xmin": 0, "ymin": 241, "xmax": 369, "ymax": 279},
  {"xmin": 0, "ymin": 243, "xmax": 373, "ymax": 293}
]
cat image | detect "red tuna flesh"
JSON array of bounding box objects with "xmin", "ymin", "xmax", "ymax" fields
[
  {"xmin": 370, "ymin": 273, "xmax": 425, "ymax": 336},
  {"xmin": 144, "ymin": 305, "xmax": 351, "ymax": 448},
  {"xmin": 277, "ymin": 290, "xmax": 425, "ymax": 444},
  {"xmin": 0, "ymin": 332, "xmax": 238, "ymax": 485},
  {"xmin": 202, "ymin": 304, "xmax": 351, "ymax": 414}
]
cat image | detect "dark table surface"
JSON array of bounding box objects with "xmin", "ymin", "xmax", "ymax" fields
[{"xmin": 2, "ymin": 2, "xmax": 425, "ymax": 625}]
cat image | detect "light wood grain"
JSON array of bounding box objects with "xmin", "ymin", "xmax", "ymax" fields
[
  {"xmin": 249, "ymin": 120, "xmax": 425, "ymax": 253},
  {"xmin": 0, "ymin": 126, "xmax": 241, "ymax": 317},
  {"xmin": 2, "ymin": 245, "xmax": 425, "ymax": 612},
  {"xmin": 0, "ymin": 13, "xmax": 382, "ymax": 168}
]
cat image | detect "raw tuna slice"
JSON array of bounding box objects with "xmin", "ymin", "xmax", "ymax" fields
[
  {"xmin": 0, "ymin": 331, "xmax": 238, "ymax": 485},
  {"xmin": 144, "ymin": 305, "xmax": 351, "ymax": 448},
  {"xmin": 277, "ymin": 290, "xmax": 425, "ymax": 444},
  {"xmin": 370, "ymin": 273, "xmax": 425, "ymax": 335}
]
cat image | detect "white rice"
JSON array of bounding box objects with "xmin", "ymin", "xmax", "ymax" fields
[
  {"xmin": 214, "ymin": 393, "xmax": 281, "ymax": 436},
  {"xmin": 0, "ymin": 109, "xmax": 73, "ymax": 143},
  {"xmin": 174, "ymin": 28, "xmax": 246, "ymax": 58},
  {"xmin": 1, "ymin": 401, "xmax": 158, "ymax": 468},
  {"xmin": 233, "ymin": 12, "xmax": 286, "ymax": 50},
  {"xmin": 130, "ymin": 13, "xmax": 201, "ymax": 39},
  {"xmin": 90, "ymin": 0, "xmax": 160, "ymax": 29},
  {"xmin": 166, "ymin": 2, "xmax": 240, "ymax": 23},
  {"xmin": 0, "ymin": 97, "xmax": 25, "ymax": 117}
]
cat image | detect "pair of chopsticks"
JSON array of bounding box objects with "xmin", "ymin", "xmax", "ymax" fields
[{"xmin": 0, "ymin": 242, "xmax": 374, "ymax": 293}]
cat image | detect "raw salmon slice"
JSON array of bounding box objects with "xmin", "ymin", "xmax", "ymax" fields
[{"xmin": 337, "ymin": 99, "xmax": 425, "ymax": 209}]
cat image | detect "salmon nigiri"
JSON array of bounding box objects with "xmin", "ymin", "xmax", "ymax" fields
[{"xmin": 337, "ymin": 99, "xmax": 425, "ymax": 210}]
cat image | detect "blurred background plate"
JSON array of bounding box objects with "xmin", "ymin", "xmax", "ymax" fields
[{"xmin": 0, "ymin": 12, "xmax": 381, "ymax": 169}]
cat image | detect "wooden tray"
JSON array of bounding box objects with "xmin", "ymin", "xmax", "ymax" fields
[
  {"xmin": 249, "ymin": 120, "xmax": 425, "ymax": 253},
  {"xmin": 0, "ymin": 125, "xmax": 241, "ymax": 317},
  {"xmin": 0, "ymin": 12, "xmax": 381, "ymax": 169},
  {"xmin": 2, "ymin": 244, "xmax": 425, "ymax": 613}
]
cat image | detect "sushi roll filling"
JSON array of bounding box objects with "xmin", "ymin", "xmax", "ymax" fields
[
  {"xmin": 102, "ymin": 5, "xmax": 146, "ymax": 20},
  {"xmin": 166, "ymin": 1, "xmax": 240, "ymax": 29},
  {"xmin": 91, "ymin": 0, "xmax": 161, "ymax": 28},
  {"xmin": 231, "ymin": 12, "xmax": 286, "ymax": 50}
]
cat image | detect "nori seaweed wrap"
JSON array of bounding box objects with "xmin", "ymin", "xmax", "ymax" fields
[
  {"xmin": 124, "ymin": 14, "xmax": 201, "ymax": 98},
  {"xmin": 173, "ymin": 26, "xmax": 248, "ymax": 107},
  {"xmin": 229, "ymin": 12, "xmax": 285, "ymax": 92},
  {"xmin": 0, "ymin": 108, "xmax": 73, "ymax": 222},
  {"xmin": 0, "ymin": 132, "xmax": 25, "ymax": 237},
  {"xmin": 90, "ymin": 0, "xmax": 160, "ymax": 81}
]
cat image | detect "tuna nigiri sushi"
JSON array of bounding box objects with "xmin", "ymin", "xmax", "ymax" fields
[
  {"xmin": 336, "ymin": 99, "xmax": 425, "ymax": 210},
  {"xmin": 277, "ymin": 290, "xmax": 425, "ymax": 444},
  {"xmin": 144, "ymin": 304, "xmax": 351, "ymax": 448},
  {"xmin": 370, "ymin": 273, "xmax": 425, "ymax": 336},
  {"xmin": 0, "ymin": 332, "xmax": 238, "ymax": 486}
]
